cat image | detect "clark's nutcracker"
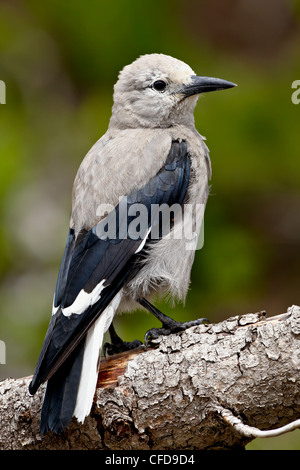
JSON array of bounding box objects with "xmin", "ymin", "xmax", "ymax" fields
[{"xmin": 29, "ymin": 53, "xmax": 236, "ymax": 434}]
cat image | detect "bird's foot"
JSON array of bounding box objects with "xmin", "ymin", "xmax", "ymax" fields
[
  {"xmin": 103, "ymin": 323, "xmax": 143, "ymax": 356},
  {"xmin": 144, "ymin": 317, "xmax": 209, "ymax": 345},
  {"xmin": 103, "ymin": 339, "xmax": 143, "ymax": 356},
  {"xmin": 138, "ymin": 297, "xmax": 209, "ymax": 346}
]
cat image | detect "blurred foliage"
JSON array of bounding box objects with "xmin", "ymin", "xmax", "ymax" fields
[{"xmin": 0, "ymin": 0, "xmax": 300, "ymax": 450}]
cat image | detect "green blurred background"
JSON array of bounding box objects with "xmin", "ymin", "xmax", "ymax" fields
[{"xmin": 0, "ymin": 0, "xmax": 300, "ymax": 450}]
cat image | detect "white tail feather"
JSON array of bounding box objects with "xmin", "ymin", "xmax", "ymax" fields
[{"xmin": 74, "ymin": 292, "xmax": 122, "ymax": 423}]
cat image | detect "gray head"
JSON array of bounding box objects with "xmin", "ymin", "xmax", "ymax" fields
[{"xmin": 109, "ymin": 53, "xmax": 236, "ymax": 130}]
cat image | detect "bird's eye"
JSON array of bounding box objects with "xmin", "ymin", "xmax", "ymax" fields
[{"xmin": 152, "ymin": 80, "xmax": 167, "ymax": 92}]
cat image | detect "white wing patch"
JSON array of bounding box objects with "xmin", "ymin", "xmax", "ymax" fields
[{"xmin": 61, "ymin": 279, "xmax": 107, "ymax": 317}]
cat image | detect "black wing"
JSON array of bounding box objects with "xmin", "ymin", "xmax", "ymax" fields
[{"xmin": 29, "ymin": 139, "xmax": 190, "ymax": 394}]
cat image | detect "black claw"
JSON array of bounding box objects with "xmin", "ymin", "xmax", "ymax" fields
[
  {"xmin": 103, "ymin": 342, "xmax": 114, "ymax": 357},
  {"xmin": 144, "ymin": 328, "xmax": 166, "ymax": 345}
]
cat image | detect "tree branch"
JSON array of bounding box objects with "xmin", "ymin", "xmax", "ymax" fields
[{"xmin": 1, "ymin": 305, "xmax": 300, "ymax": 450}]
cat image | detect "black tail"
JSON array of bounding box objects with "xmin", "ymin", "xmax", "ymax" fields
[{"xmin": 40, "ymin": 341, "xmax": 85, "ymax": 434}]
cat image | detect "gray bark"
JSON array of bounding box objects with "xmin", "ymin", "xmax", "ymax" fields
[{"xmin": 1, "ymin": 305, "xmax": 300, "ymax": 450}]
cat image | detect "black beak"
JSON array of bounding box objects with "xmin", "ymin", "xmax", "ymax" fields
[{"xmin": 182, "ymin": 75, "xmax": 237, "ymax": 97}]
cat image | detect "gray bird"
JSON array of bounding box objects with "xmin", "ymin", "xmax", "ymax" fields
[{"xmin": 29, "ymin": 53, "xmax": 236, "ymax": 434}]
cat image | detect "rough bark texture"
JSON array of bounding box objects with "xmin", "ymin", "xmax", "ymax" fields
[{"xmin": 1, "ymin": 305, "xmax": 300, "ymax": 450}]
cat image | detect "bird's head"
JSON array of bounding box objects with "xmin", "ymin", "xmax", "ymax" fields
[{"xmin": 109, "ymin": 53, "xmax": 236, "ymax": 130}]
